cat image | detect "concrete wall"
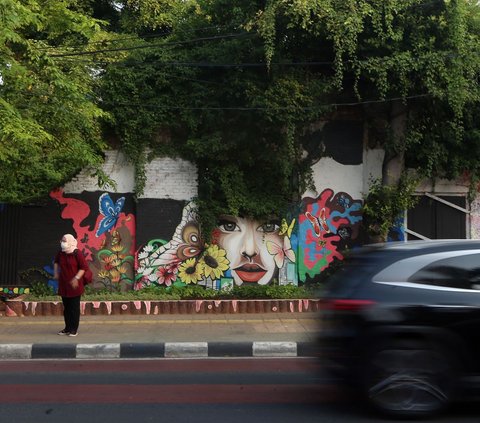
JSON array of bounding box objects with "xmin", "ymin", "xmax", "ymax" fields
[{"xmin": 3, "ymin": 122, "xmax": 476, "ymax": 292}]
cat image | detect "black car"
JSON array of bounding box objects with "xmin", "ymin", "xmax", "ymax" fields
[{"xmin": 318, "ymin": 240, "xmax": 480, "ymax": 418}]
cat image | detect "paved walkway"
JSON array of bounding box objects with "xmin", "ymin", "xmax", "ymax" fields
[{"xmin": 0, "ymin": 313, "xmax": 322, "ymax": 359}]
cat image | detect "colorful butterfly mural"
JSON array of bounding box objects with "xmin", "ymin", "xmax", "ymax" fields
[
  {"xmin": 266, "ymin": 237, "xmax": 296, "ymax": 268},
  {"xmin": 305, "ymin": 208, "xmax": 330, "ymax": 237},
  {"xmin": 147, "ymin": 203, "xmax": 200, "ymax": 267},
  {"xmin": 279, "ymin": 218, "xmax": 296, "ymax": 237},
  {"xmin": 96, "ymin": 193, "xmax": 126, "ymax": 237}
]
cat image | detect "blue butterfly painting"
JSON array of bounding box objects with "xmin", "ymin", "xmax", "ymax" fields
[{"xmin": 95, "ymin": 193, "xmax": 125, "ymax": 237}]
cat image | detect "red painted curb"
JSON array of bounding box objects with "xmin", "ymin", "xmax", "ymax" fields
[{"xmin": 5, "ymin": 299, "xmax": 321, "ymax": 317}]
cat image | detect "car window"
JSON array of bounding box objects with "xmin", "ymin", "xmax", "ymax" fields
[
  {"xmin": 408, "ymin": 254, "xmax": 480, "ymax": 290},
  {"xmin": 372, "ymin": 250, "xmax": 480, "ymax": 291}
]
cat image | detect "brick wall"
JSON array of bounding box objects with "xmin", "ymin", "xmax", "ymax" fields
[
  {"xmin": 140, "ymin": 157, "xmax": 198, "ymax": 200},
  {"xmin": 64, "ymin": 151, "xmax": 198, "ymax": 201},
  {"xmin": 64, "ymin": 150, "xmax": 135, "ymax": 193}
]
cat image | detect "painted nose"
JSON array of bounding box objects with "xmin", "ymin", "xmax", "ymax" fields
[
  {"xmin": 241, "ymin": 226, "xmax": 258, "ymax": 261},
  {"xmin": 241, "ymin": 251, "xmax": 257, "ymax": 260}
]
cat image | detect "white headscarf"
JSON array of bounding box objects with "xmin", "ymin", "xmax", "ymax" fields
[{"xmin": 61, "ymin": 234, "xmax": 78, "ymax": 254}]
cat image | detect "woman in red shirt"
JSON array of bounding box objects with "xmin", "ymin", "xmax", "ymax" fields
[{"xmin": 53, "ymin": 234, "xmax": 88, "ymax": 337}]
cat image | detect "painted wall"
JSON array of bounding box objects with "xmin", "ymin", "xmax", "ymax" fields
[
  {"xmin": 0, "ymin": 121, "xmax": 375, "ymax": 290},
  {"xmin": 4, "ymin": 119, "xmax": 479, "ymax": 294},
  {"xmin": 134, "ymin": 188, "xmax": 364, "ymax": 289},
  {"xmin": 49, "ymin": 189, "xmax": 136, "ymax": 292}
]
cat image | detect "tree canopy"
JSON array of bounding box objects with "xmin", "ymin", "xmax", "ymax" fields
[
  {"xmin": 0, "ymin": 0, "xmax": 110, "ymax": 203},
  {"xmin": 97, "ymin": 0, "xmax": 480, "ymax": 234},
  {"xmin": 3, "ymin": 0, "xmax": 480, "ymax": 238}
]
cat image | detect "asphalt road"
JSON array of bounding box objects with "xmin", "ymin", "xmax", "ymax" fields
[{"xmin": 0, "ymin": 358, "xmax": 479, "ymax": 423}]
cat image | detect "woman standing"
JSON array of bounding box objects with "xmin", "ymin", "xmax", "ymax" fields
[{"xmin": 53, "ymin": 234, "xmax": 88, "ymax": 337}]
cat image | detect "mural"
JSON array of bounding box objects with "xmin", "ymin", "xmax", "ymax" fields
[
  {"xmin": 388, "ymin": 214, "xmax": 406, "ymax": 242},
  {"xmin": 135, "ymin": 203, "xmax": 298, "ymax": 289},
  {"xmin": 49, "ymin": 189, "xmax": 136, "ymax": 291},
  {"xmin": 1, "ymin": 188, "xmax": 363, "ymax": 294},
  {"xmin": 298, "ymin": 189, "xmax": 363, "ymax": 283},
  {"xmin": 0, "ymin": 286, "xmax": 30, "ymax": 299},
  {"xmin": 135, "ymin": 188, "xmax": 362, "ymax": 289}
]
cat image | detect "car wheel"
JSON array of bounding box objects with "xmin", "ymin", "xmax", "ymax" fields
[{"xmin": 362, "ymin": 340, "xmax": 455, "ymax": 418}]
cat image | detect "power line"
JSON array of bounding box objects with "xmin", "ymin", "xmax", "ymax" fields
[
  {"xmin": 100, "ymin": 94, "xmax": 430, "ymax": 111},
  {"xmin": 60, "ymin": 59, "xmax": 333, "ymax": 68},
  {"xmin": 49, "ymin": 32, "xmax": 255, "ymax": 58},
  {"xmin": 34, "ymin": 25, "xmax": 230, "ymax": 51}
]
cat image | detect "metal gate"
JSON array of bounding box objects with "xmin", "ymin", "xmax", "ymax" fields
[
  {"xmin": 0, "ymin": 204, "xmax": 21, "ymax": 284},
  {"xmin": 406, "ymin": 193, "xmax": 468, "ymax": 240}
]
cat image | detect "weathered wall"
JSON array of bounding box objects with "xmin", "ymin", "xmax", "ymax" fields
[
  {"xmin": 0, "ymin": 122, "xmax": 373, "ymax": 290},
  {"xmin": 3, "ymin": 121, "xmax": 478, "ymax": 295}
]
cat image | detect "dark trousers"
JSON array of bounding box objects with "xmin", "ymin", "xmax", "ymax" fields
[{"xmin": 61, "ymin": 296, "xmax": 81, "ymax": 332}]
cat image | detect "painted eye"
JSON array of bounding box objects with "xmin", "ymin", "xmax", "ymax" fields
[
  {"xmin": 258, "ymin": 223, "xmax": 280, "ymax": 233},
  {"xmin": 218, "ymin": 222, "xmax": 240, "ymax": 232}
]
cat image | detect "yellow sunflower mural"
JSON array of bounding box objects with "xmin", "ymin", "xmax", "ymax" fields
[
  {"xmin": 201, "ymin": 244, "xmax": 230, "ymax": 280},
  {"xmin": 178, "ymin": 258, "xmax": 204, "ymax": 284}
]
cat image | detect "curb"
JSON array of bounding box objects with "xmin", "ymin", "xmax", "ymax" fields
[
  {"xmin": 0, "ymin": 342, "xmax": 320, "ymax": 360},
  {"xmin": 4, "ymin": 299, "xmax": 321, "ymax": 317}
]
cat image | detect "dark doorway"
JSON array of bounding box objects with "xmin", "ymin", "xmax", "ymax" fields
[
  {"xmin": 407, "ymin": 195, "xmax": 467, "ymax": 240},
  {"xmin": 0, "ymin": 204, "xmax": 21, "ymax": 284}
]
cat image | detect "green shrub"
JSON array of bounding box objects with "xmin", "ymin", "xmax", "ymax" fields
[
  {"xmin": 30, "ymin": 281, "xmax": 55, "ymax": 298},
  {"xmin": 24, "ymin": 282, "xmax": 316, "ymax": 301}
]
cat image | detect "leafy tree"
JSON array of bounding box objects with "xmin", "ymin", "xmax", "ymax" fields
[
  {"xmin": 0, "ymin": 0, "xmax": 111, "ymax": 203},
  {"xmin": 97, "ymin": 0, "xmax": 480, "ymax": 238},
  {"xmin": 258, "ymin": 0, "xmax": 480, "ymax": 238},
  {"xmin": 99, "ymin": 0, "xmax": 336, "ymax": 234}
]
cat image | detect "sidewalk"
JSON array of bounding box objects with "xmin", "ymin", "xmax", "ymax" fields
[{"xmin": 0, "ymin": 312, "xmax": 322, "ymax": 359}]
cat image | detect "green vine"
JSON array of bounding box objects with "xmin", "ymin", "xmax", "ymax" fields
[{"xmin": 363, "ymin": 175, "xmax": 420, "ymax": 241}]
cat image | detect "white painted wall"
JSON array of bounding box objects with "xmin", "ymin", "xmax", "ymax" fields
[
  {"xmin": 304, "ymin": 158, "xmax": 363, "ymax": 199},
  {"xmin": 303, "ymin": 148, "xmax": 383, "ymax": 200},
  {"xmin": 64, "ymin": 151, "xmax": 198, "ymax": 200},
  {"xmin": 363, "ymin": 148, "xmax": 384, "ymax": 195},
  {"xmin": 64, "ymin": 150, "xmax": 135, "ymax": 193},
  {"xmin": 140, "ymin": 157, "xmax": 198, "ymax": 200},
  {"xmin": 64, "ymin": 149, "xmax": 480, "ymax": 242}
]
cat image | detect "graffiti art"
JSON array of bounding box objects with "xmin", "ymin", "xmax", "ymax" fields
[
  {"xmin": 298, "ymin": 189, "xmax": 363, "ymax": 282},
  {"xmin": 50, "ymin": 189, "xmax": 136, "ymax": 291},
  {"xmin": 136, "ymin": 203, "xmax": 298, "ymax": 289}
]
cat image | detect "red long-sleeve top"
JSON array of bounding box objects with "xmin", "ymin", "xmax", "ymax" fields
[{"xmin": 54, "ymin": 250, "xmax": 89, "ymax": 297}]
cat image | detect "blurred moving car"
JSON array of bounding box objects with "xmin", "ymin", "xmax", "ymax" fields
[{"xmin": 318, "ymin": 240, "xmax": 480, "ymax": 418}]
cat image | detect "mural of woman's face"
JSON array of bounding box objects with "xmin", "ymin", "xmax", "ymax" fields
[{"xmin": 215, "ymin": 216, "xmax": 282, "ymax": 286}]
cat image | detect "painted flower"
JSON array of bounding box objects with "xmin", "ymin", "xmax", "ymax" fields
[
  {"xmin": 142, "ymin": 266, "xmax": 154, "ymax": 276},
  {"xmin": 98, "ymin": 271, "xmax": 110, "ymax": 279},
  {"xmin": 136, "ymin": 275, "xmax": 150, "ymax": 289},
  {"xmin": 109, "ymin": 270, "xmax": 121, "ymax": 282},
  {"xmin": 166, "ymin": 260, "xmax": 181, "ymax": 273},
  {"xmin": 178, "ymin": 258, "xmax": 204, "ymax": 284},
  {"xmin": 138, "ymin": 251, "xmax": 149, "ymax": 260},
  {"xmin": 143, "ymin": 245, "xmax": 154, "ymax": 253},
  {"xmin": 102, "ymin": 255, "xmax": 116, "ymax": 264},
  {"xmin": 112, "ymin": 244, "xmax": 124, "ymax": 252},
  {"xmin": 201, "ymin": 244, "xmax": 230, "ymax": 280},
  {"xmin": 134, "ymin": 280, "xmax": 145, "ymax": 290},
  {"xmin": 147, "ymin": 273, "xmax": 158, "ymax": 282},
  {"xmin": 118, "ymin": 264, "xmax": 128, "ymax": 274},
  {"xmin": 156, "ymin": 265, "xmax": 178, "ymax": 286},
  {"xmin": 112, "ymin": 259, "xmax": 122, "ymax": 267}
]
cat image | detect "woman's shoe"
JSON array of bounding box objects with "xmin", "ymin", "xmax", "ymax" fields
[{"xmin": 57, "ymin": 329, "xmax": 69, "ymax": 335}]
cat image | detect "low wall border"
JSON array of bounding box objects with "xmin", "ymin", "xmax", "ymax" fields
[{"xmin": 4, "ymin": 299, "xmax": 321, "ymax": 317}]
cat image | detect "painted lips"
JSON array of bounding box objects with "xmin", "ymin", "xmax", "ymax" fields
[{"xmin": 234, "ymin": 264, "xmax": 267, "ymax": 283}]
